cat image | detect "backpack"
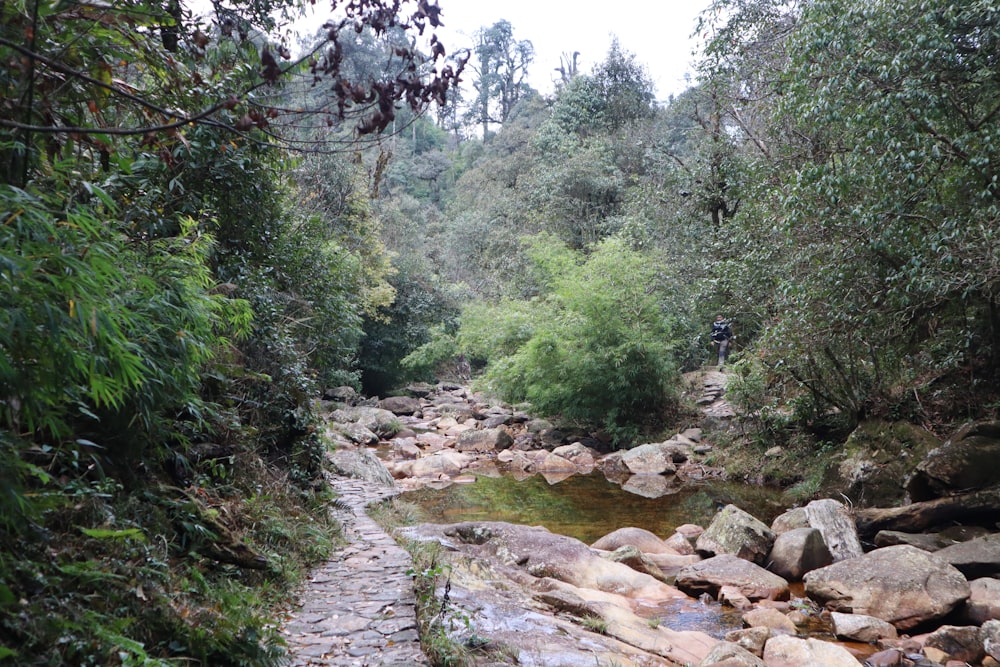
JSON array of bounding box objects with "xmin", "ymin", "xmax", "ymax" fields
[{"xmin": 711, "ymin": 320, "xmax": 731, "ymax": 342}]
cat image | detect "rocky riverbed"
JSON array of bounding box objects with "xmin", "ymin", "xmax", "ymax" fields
[{"xmin": 319, "ymin": 379, "xmax": 1000, "ymax": 667}]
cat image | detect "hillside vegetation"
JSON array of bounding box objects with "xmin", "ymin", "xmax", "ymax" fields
[{"xmin": 2, "ymin": 0, "xmax": 998, "ymax": 663}]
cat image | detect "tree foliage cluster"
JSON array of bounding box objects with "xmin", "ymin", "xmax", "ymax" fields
[{"xmin": 0, "ymin": 0, "xmax": 464, "ymax": 662}]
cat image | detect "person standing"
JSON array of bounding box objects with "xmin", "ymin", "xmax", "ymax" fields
[{"xmin": 710, "ymin": 315, "xmax": 734, "ymax": 371}]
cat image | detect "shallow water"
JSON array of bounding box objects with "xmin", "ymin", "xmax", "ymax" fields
[{"xmin": 402, "ymin": 471, "xmax": 789, "ymax": 545}]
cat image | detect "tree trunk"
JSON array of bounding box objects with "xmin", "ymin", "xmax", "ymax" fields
[{"xmin": 854, "ymin": 486, "xmax": 1000, "ymax": 539}]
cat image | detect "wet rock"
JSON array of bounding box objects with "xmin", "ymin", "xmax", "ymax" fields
[
  {"xmin": 718, "ymin": 585, "xmax": 753, "ymax": 610},
  {"xmin": 766, "ymin": 527, "xmax": 833, "ymax": 580},
  {"xmin": 923, "ymin": 624, "xmax": 984, "ymax": 664},
  {"xmin": 804, "ymin": 498, "xmax": 864, "ymax": 562},
  {"xmin": 591, "ymin": 527, "xmax": 679, "ymax": 555},
  {"xmin": 934, "ymin": 533, "xmax": 1000, "ymax": 578},
  {"xmin": 676, "ymin": 554, "xmax": 789, "ymax": 602},
  {"xmin": 830, "ymin": 611, "xmax": 898, "ymax": 643},
  {"xmin": 534, "ymin": 451, "xmax": 577, "ymax": 473},
  {"xmin": 455, "ymin": 427, "xmax": 513, "ymax": 453},
  {"xmin": 699, "ymin": 640, "xmax": 765, "ymax": 666},
  {"xmin": 803, "ymin": 544, "xmax": 970, "ymax": 630},
  {"xmin": 408, "ymin": 450, "xmax": 472, "ymax": 478},
  {"xmin": 761, "ymin": 635, "xmax": 863, "ymax": 667},
  {"xmin": 696, "ymin": 504, "xmax": 775, "ymax": 565}
]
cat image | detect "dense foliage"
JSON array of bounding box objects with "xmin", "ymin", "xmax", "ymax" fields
[{"xmin": 3, "ymin": 0, "xmax": 1000, "ymax": 661}]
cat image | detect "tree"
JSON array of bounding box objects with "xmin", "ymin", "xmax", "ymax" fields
[{"xmin": 465, "ymin": 20, "xmax": 535, "ymax": 138}]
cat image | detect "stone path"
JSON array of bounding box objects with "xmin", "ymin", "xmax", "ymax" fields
[
  {"xmin": 280, "ymin": 474, "xmax": 428, "ymax": 667},
  {"xmin": 694, "ymin": 368, "xmax": 735, "ymax": 418}
]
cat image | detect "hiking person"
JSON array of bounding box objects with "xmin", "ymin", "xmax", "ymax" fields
[{"xmin": 710, "ymin": 315, "xmax": 734, "ymax": 370}]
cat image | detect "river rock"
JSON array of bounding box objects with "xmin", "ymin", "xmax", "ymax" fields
[
  {"xmin": 923, "ymin": 624, "xmax": 985, "ymax": 664},
  {"xmin": 408, "ymin": 450, "xmax": 472, "ymax": 478},
  {"xmin": 984, "ymin": 620, "xmax": 1000, "ymax": 661},
  {"xmin": 592, "ymin": 527, "xmax": 679, "ymax": 555},
  {"xmin": 906, "ymin": 419, "xmax": 1000, "ymax": 500},
  {"xmin": 873, "ymin": 529, "xmax": 956, "ymax": 551},
  {"xmin": 761, "ymin": 635, "xmax": 863, "ymax": 667},
  {"xmin": 696, "ymin": 504, "xmax": 775, "ymax": 565},
  {"xmin": 551, "ymin": 442, "xmax": 597, "ymax": 467},
  {"xmin": 621, "ymin": 443, "xmax": 676, "ymax": 475},
  {"xmin": 534, "ymin": 451, "xmax": 577, "ymax": 472},
  {"xmin": 741, "ymin": 607, "xmax": 796, "ymax": 634},
  {"xmin": 330, "ymin": 405, "xmax": 401, "ymax": 438},
  {"xmin": 676, "ymin": 554, "xmax": 789, "ymax": 602},
  {"xmin": 379, "ymin": 395, "xmax": 422, "ymax": 415},
  {"xmin": 962, "ymin": 577, "xmax": 1000, "ymax": 624},
  {"xmin": 830, "ymin": 611, "xmax": 898, "ymax": 643},
  {"xmin": 455, "ymin": 426, "xmax": 513, "ymax": 453},
  {"xmin": 699, "ymin": 640, "xmax": 765, "ymax": 666},
  {"xmin": 770, "ymin": 507, "xmax": 809, "ymax": 535},
  {"xmin": 934, "ymin": 533, "xmax": 1000, "ymax": 578},
  {"xmin": 766, "ymin": 527, "xmax": 833, "ymax": 580},
  {"xmin": 803, "ymin": 544, "xmax": 970, "ymax": 630},
  {"xmin": 724, "ymin": 626, "xmax": 771, "ymax": 656},
  {"xmin": 603, "ymin": 545, "xmax": 670, "ymax": 583},
  {"xmin": 804, "ymin": 498, "xmax": 864, "ymax": 562}
]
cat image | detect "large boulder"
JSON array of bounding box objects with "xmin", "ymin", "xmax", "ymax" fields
[
  {"xmin": 621, "ymin": 443, "xmax": 676, "ymax": 475},
  {"xmin": 591, "ymin": 527, "xmax": 679, "ymax": 555},
  {"xmin": 962, "ymin": 577, "xmax": 1000, "ymax": 624},
  {"xmin": 933, "ymin": 533, "xmax": 1000, "ymax": 578},
  {"xmin": 906, "ymin": 420, "xmax": 1000, "ymax": 500},
  {"xmin": 696, "ymin": 504, "xmax": 775, "ymax": 565},
  {"xmin": 829, "ymin": 611, "xmax": 898, "ymax": 643},
  {"xmin": 804, "ymin": 499, "xmax": 863, "ymax": 562},
  {"xmin": 379, "ymin": 395, "xmax": 422, "ymax": 415},
  {"xmin": 455, "ymin": 427, "xmax": 513, "ymax": 453},
  {"xmin": 837, "ymin": 420, "xmax": 940, "ymax": 506},
  {"xmin": 676, "ymin": 554, "xmax": 789, "ymax": 602},
  {"xmin": 329, "ymin": 406, "xmax": 401, "ymax": 438},
  {"xmin": 803, "ymin": 544, "xmax": 970, "ymax": 630},
  {"xmin": 766, "ymin": 527, "xmax": 833, "ymax": 580},
  {"xmin": 761, "ymin": 635, "xmax": 863, "ymax": 667}
]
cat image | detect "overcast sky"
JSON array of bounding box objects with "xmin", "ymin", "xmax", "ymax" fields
[
  {"xmin": 432, "ymin": 0, "xmax": 712, "ymax": 101},
  {"xmin": 283, "ymin": 1, "xmax": 713, "ymax": 102}
]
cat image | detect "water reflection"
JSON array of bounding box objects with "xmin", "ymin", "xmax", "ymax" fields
[{"xmin": 402, "ymin": 471, "xmax": 788, "ymax": 544}]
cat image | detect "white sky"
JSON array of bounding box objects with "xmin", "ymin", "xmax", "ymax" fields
[
  {"xmin": 432, "ymin": 0, "xmax": 712, "ymax": 101},
  {"xmin": 285, "ymin": 0, "xmax": 712, "ymax": 102}
]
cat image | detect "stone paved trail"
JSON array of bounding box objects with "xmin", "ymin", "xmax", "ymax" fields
[{"xmin": 280, "ymin": 473, "xmax": 428, "ymax": 667}]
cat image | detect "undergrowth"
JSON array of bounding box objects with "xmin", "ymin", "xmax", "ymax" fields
[{"xmin": 0, "ymin": 440, "xmax": 339, "ymax": 666}]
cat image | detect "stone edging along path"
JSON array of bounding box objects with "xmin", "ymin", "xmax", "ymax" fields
[{"xmin": 279, "ymin": 473, "xmax": 428, "ymax": 667}]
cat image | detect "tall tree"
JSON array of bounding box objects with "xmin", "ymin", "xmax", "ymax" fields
[{"xmin": 465, "ymin": 20, "xmax": 535, "ymax": 138}]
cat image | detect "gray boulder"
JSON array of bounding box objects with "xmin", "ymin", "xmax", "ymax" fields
[
  {"xmin": 696, "ymin": 504, "xmax": 775, "ymax": 565},
  {"xmin": 829, "ymin": 611, "xmax": 898, "ymax": 643},
  {"xmin": 803, "ymin": 544, "xmax": 970, "ymax": 630},
  {"xmin": 766, "ymin": 527, "xmax": 833, "ymax": 580},
  {"xmin": 379, "ymin": 395, "xmax": 422, "ymax": 415},
  {"xmin": 804, "ymin": 498, "xmax": 864, "ymax": 562},
  {"xmin": 455, "ymin": 427, "xmax": 513, "ymax": 453},
  {"xmin": 676, "ymin": 554, "xmax": 789, "ymax": 602},
  {"xmin": 934, "ymin": 533, "xmax": 1000, "ymax": 578}
]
